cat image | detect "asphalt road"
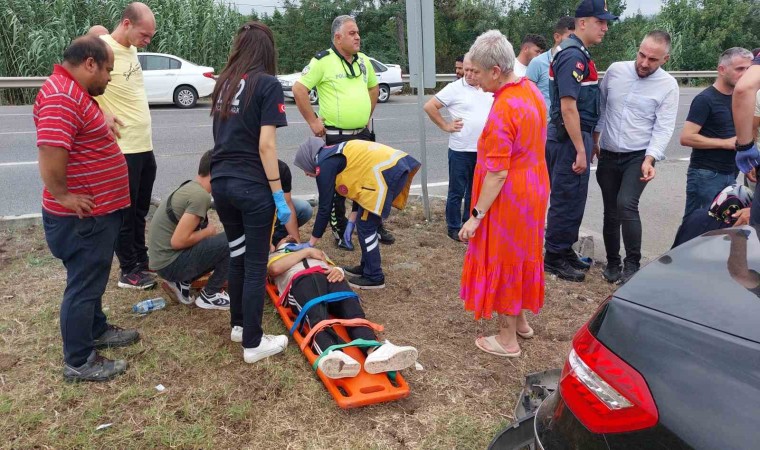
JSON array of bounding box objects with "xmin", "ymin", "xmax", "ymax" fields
[{"xmin": 0, "ymin": 88, "xmax": 712, "ymax": 260}]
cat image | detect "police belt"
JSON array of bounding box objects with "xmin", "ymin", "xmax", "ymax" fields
[{"xmin": 325, "ymin": 126, "xmax": 365, "ymax": 136}]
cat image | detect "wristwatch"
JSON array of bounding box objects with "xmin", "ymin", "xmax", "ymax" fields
[{"xmin": 471, "ymin": 207, "xmax": 486, "ymax": 219}]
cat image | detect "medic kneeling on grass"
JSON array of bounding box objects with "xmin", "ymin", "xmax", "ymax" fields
[{"xmin": 268, "ymin": 236, "xmax": 418, "ymax": 379}]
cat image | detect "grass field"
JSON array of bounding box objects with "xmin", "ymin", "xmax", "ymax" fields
[{"xmin": 0, "ymin": 200, "xmax": 616, "ymax": 449}]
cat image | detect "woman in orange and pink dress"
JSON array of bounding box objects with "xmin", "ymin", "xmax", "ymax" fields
[{"xmin": 459, "ymin": 30, "xmax": 550, "ymax": 358}]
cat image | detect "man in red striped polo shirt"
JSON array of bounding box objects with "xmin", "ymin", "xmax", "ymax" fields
[{"xmin": 35, "ymin": 35, "xmax": 139, "ymax": 382}]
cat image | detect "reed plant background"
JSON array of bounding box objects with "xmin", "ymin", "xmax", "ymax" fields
[{"xmin": 0, "ymin": 0, "xmax": 246, "ymax": 104}]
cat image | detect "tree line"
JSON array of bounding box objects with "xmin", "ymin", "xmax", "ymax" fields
[{"xmin": 1, "ymin": 0, "xmax": 758, "ymax": 104}]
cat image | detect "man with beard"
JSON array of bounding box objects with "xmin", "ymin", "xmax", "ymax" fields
[{"xmin": 594, "ymin": 31, "xmax": 679, "ymax": 284}]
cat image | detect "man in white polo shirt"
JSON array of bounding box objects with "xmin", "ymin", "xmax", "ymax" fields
[
  {"xmin": 424, "ymin": 54, "xmax": 494, "ymax": 241},
  {"xmin": 594, "ymin": 30, "xmax": 679, "ymax": 284}
]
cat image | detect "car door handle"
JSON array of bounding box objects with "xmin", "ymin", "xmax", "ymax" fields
[{"xmin": 164, "ymin": 73, "xmax": 174, "ymax": 76}]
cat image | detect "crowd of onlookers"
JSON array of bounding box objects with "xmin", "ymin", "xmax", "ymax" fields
[{"xmin": 32, "ymin": 0, "xmax": 760, "ymax": 381}]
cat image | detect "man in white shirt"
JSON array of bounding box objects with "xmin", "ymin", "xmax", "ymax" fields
[
  {"xmin": 423, "ymin": 54, "xmax": 494, "ymax": 241},
  {"xmin": 513, "ymin": 34, "xmax": 547, "ymax": 77},
  {"xmin": 594, "ymin": 30, "xmax": 679, "ymax": 284}
]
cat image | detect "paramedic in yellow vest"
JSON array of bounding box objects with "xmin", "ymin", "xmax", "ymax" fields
[
  {"xmin": 95, "ymin": 2, "xmax": 157, "ymax": 290},
  {"xmin": 292, "ymin": 15, "xmax": 396, "ymax": 250},
  {"xmin": 294, "ymin": 138, "xmax": 420, "ymax": 290}
]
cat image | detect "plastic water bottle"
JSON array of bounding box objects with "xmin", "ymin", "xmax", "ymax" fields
[{"xmin": 132, "ymin": 297, "xmax": 166, "ymax": 314}]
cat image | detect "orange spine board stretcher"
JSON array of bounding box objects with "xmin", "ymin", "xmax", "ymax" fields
[{"xmin": 265, "ymin": 281, "xmax": 410, "ymax": 409}]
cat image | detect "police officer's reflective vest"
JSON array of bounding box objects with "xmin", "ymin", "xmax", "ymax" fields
[
  {"xmin": 548, "ymin": 35, "xmax": 601, "ymax": 130},
  {"xmin": 318, "ymin": 141, "xmax": 420, "ymax": 217}
]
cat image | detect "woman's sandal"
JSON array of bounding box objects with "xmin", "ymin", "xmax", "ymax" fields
[
  {"xmin": 517, "ymin": 326, "xmax": 534, "ymax": 339},
  {"xmin": 475, "ymin": 335, "xmax": 521, "ymax": 358}
]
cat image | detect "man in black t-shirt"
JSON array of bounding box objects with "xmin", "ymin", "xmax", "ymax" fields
[
  {"xmin": 680, "ymin": 47, "xmax": 753, "ymax": 218},
  {"xmin": 271, "ymin": 160, "xmax": 314, "ymax": 245}
]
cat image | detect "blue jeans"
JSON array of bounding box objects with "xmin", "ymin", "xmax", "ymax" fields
[
  {"xmin": 684, "ymin": 167, "xmax": 737, "ymax": 219},
  {"xmin": 43, "ymin": 209, "xmax": 123, "ymax": 366},
  {"xmin": 446, "ymin": 149, "xmax": 477, "ymax": 232},
  {"xmin": 272, "ymin": 198, "xmax": 313, "ymax": 244},
  {"xmin": 211, "ymin": 177, "xmax": 274, "ymax": 349}
]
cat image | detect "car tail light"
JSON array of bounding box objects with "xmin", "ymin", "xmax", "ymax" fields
[
  {"xmin": 203, "ymin": 72, "xmax": 215, "ymax": 79},
  {"xmin": 559, "ymin": 323, "xmax": 658, "ymax": 434}
]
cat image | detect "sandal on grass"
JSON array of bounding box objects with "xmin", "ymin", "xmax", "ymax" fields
[
  {"xmin": 475, "ymin": 335, "xmax": 521, "ymax": 358},
  {"xmin": 517, "ymin": 326, "xmax": 534, "ymax": 339}
]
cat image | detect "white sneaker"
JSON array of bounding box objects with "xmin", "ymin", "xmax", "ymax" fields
[
  {"xmin": 243, "ymin": 335, "xmax": 288, "ymax": 363},
  {"xmin": 317, "ymin": 350, "xmax": 361, "ymax": 379},
  {"xmin": 364, "ymin": 341, "xmax": 418, "ymax": 374},
  {"xmin": 230, "ymin": 326, "xmax": 243, "ymax": 343},
  {"xmin": 195, "ymin": 290, "xmax": 230, "ymax": 310},
  {"xmin": 161, "ymin": 280, "xmax": 192, "ymax": 305}
]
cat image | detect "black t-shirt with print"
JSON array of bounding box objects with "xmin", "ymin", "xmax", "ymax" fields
[{"xmin": 211, "ymin": 72, "xmax": 288, "ymax": 184}]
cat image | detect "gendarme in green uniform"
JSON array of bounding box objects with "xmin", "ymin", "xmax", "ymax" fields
[{"xmin": 299, "ymin": 46, "xmax": 378, "ymax": 130}]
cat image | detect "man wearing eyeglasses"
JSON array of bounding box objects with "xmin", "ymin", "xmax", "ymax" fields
[{"xmin": 293, "ymin": 15, "xmax": 396, "ymax": 250}]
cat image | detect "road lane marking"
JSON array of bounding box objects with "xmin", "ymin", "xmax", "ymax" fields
[{"xmin": 0, "ymin": 161, "xmax": 37, "ymax": 167}]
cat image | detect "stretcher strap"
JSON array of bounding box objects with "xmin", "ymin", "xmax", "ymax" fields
[
  {"xmin": 312, "ymin": 339, "xmax": 383, "ymax": 371},
  {"xmin": 290, "ymin": 291, "xmax": 359, "ymax": 335},
  {"xmin": 277, "ymin": 266, "xmax": 327, "ymax": 306},
  {"xmin": 299, "ymin": 318, "xmax": 384, "ymax": 351}
]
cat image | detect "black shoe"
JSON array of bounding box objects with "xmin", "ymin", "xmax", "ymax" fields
[
  {"xmin": 118, "ymin": 270, "xmax": 156, "ymax": 290},
  {"xmin": 93, "ymin": 325, "xmax": 140, "ymax": 349},
  {"xmin": 378, "ymin": 225, "xmax": 395, "ymax": 245},
  {"xmin": 617, "ymin": 263, "xmax": 640, "ymax": 285},
  {"xmin": 344, "ymin": 265, "xmax": 364, "ymax": 277},
  {"xmin": 337, "ymin": 238, "xmax": 354, "ymax": 251},
  {"xmin": 447, "ymin": 229, "xmax": 462, "ymax": 242},
  {"xmin": 348, "ymin": 276, "xmax": 386, "ymax": 290},
  {"xmin": 544, "ymin": 255, "xmax": 585, "ymax": 282},
  {"xmin": 63, "ymin": 351, "xmax": 128, "ymax": 382},
  {"xmin": 566, "ymin": 251, "xmax": 592, "ymax": 272},
  {"xmin": 602, "ymin": 263, "xmax": 622, "ymax": 283}
]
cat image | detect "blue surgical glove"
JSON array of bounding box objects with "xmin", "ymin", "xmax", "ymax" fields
[
  {"xmin": 285, "ymin": 242, "xmax": 312, "ymax": 252},
  {"xmin": 272, "ymin": 190, "xmax": 291, "ymax": 224},
  {"xmin": 342, "ymin": 221, "xmax": 355, "ymax": 250},
  {"xmin": 736, "ymin": 143, "xmax": 760, "ymax": 174}
]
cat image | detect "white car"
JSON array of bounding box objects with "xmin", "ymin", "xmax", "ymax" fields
[
  {"xmin": 136, "ymin": 52, "xmax": 216, "ymax": 108},
  {"xmin": 278, "ymin": 57, "xmax": 403, "ymax": 104}
]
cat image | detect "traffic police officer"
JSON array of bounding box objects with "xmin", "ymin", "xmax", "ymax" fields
[
  {"xmin": 544, "ymin": 0, "xmax": 617, "ymax": 282},
  {"xmin": 292, "ymin": 15, "xmax": 395, "ymax": 249}
]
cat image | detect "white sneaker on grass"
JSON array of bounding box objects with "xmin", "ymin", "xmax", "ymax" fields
[
  {"xmin": 243, "ymin": 335, "xmax": 288, "ymax": 363},
  {"xmin": 317, "ymin": 350, "xmax": 361, "ymax": 379},
  {"xmin": 231, "ymin": 326, "xmax": 243, "ymax": 343},
  {"xmin": 364, "ymin": 340, "xmax": 418, "ymax": 374},
  {"xmin": 195, "ymin": 290, "xmax": 230, "ymax": 310},
  {"xmin": 161, "ymin": 280, "xmax": 192, "ymax": 305}
]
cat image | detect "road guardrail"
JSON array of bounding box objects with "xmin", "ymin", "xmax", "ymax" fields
[{"xmin": 0, "ymin": 71, "xmax": 718, "ymax": 90}]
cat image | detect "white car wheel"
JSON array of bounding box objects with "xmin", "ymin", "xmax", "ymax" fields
[
  {"xmin": 378, "ymin": 84, "xmax": 390, "ymax": 103},
  {"xmin": 309, "ymin": 88, "xmax": 319, "ymax": 105},
  {"xmin": 174, "ymin": 86, "xmax": 198, "ymax": 109}
]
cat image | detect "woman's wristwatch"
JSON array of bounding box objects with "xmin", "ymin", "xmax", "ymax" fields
[{"xmin": 471, "ymin": 207, "xmax": 487, "ymax": 220}]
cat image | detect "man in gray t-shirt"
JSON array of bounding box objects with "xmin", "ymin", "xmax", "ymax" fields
[{"xmin": 148, "ymin": 151, "xmax": 230, "ymax": 310}]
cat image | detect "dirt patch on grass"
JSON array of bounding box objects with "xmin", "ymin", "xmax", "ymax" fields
[{"xmin": 0, "ymin": 199, "xmax": 616, "ymax": 449}]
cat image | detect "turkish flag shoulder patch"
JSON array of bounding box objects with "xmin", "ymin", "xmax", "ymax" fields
[{"xmin": 278, "ymin": 103, "xmax": 286, "ymax": 113}]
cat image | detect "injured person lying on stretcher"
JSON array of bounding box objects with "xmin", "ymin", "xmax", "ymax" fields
[{"xmin": 267, "ymin": 236, "xmax": 418, "ymax": 379}]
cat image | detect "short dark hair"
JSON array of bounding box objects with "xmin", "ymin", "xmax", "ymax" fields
[
  {"xmin": 521, "ymin": 33, "xmax": 547, "ymax": 52},
  {"xmin": 752, "ymin": 48, "xmax": 760, "ymax": 58},
  {"xmin": 199, "ymin": 150, "xmax": 212, "ymax": 176},
  {"xmin": 645, "ymin": 30, "xmax": 672, "ymax": 53},
  {"xmin": 456, "ymin": 55, "xmax": 464, "ymax": 63},
  {"xmin": 63, "ymin": 35, "xmax": 110, "ymax": 67},
  {"xmin": 554, "ymin": 16, "xmax": 576, "ymax": 35}
]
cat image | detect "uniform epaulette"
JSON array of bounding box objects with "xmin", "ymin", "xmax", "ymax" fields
[{"xmin": 315, "ymin": 49, "xmax": 331, "ymax": 60}]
